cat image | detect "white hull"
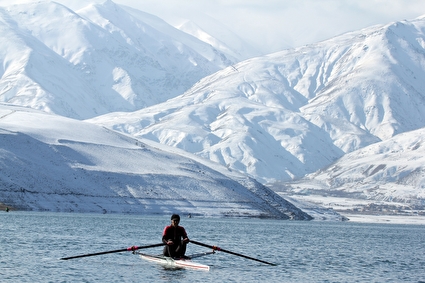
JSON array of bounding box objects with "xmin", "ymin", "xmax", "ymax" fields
[{"xmin": 139, "ymin": 254, "xmax": 210, "ymax": 271}]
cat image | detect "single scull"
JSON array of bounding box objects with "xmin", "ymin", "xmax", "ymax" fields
[
  {"xmin": 138, "ymin": 252, "xmax": 212, "ymax": 271},
  {"xmin": 60, "ymin": 240, "xmax": 275, "ymax": 270}
]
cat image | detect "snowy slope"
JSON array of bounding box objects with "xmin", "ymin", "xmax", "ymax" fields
[
  {"xmin": 0, "ymin": 1, "xmax": 238, "ymax": 119},
  {"xmin": 1, "ymin": 2, "xmax": 425, "ymax": 219},
  {"xmin": 0, "ymin": 103, "xmax": 311, "ymax": 219},
  {"xmin": 90, "ymin": 16, "xmax": 425, "ymax": 184},
  {"xmin": 120, "ymin": 5, "xmax": 248, "ymax": 63},
  {"xmin": 271, "ymin": 127, "xmax": 425, "ymax": 215},
  {"xmin": 173, "ymin": 14, "xmax": 260, "ymax": 61}
]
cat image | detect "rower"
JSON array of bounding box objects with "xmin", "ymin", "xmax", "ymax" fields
[{"xmin": 162, "ymin": 214, "xmax": 190, "ymax": 259}]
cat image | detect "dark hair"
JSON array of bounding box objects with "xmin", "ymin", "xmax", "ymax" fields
[{"xmin": 171, "ymin": 214, "xmax": 180, "ymax": 221}]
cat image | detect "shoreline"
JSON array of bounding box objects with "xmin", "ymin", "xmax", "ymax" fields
[
  {"xmin": 342, "ymin": 213, "xmax": 425, "ymax": 225},
  {"xmin": 3, "ymin": 208, "xmax": 425, "ymax": 224},
  {"xmin": 0, "ymin": 203, "xmax": 12, "ymax": 212}
]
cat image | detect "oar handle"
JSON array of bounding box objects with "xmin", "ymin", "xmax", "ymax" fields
[
  {"xmin": 190, "ymin": 240, "xmax": 276, "ymax": 266},
  {"xmin": 60, "ymin": 243, "xmax": 165, "ymax": 260}
]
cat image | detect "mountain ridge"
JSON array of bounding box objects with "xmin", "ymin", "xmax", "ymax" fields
[
  {"xmin": 88, "ymin": 16, "xmax": 425, "ymax": 214},
  {"xmin": 0, "ymin": 103, "xmax": 313, "ymax": 219},
  {"xmin": 91, "ymin": 17, "xmax": 425, "ymax": 181},
  {"xmin": 0, "ymin": 1, "xmax": 241, "ymax": 119},
  {"xmin": 1, "ymin": 1, "xmax": 425, "ymax": 218}
]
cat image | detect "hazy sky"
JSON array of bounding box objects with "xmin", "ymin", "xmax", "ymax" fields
[{"xmin": 2, "ymin": 0, "xmax": 425, "ymax": 54}]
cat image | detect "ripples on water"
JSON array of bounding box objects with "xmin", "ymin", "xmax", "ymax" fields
[{"xmin": 1, "ymin": 212, "xmax": 425, "ymax": 282}]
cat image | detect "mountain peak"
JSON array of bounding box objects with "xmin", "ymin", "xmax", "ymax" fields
[
  {"xmin": 90, "ymin": 16, "xmax": 425, "ymax": 187},
  {"xmin": 0, "ymin": 1, "xmax": 238, "ymax": 119},
  {"xmin": 1, "ymin": 2, "xmax": 424, "ymax": 219}
]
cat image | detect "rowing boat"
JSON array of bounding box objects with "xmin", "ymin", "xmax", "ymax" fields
[
  {"xmin": 60, "ymin": 240, "xmax": 274, "ymax": 270},
  {"xmin": 139, "ymin": 253, "xmax": 210, "ymax": 271}
]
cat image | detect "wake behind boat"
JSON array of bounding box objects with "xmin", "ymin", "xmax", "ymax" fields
[{"xmin": 138, "ymin": 253, "xmax": 211, "ymax": 271}]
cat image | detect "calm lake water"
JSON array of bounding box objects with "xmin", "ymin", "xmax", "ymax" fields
[{"xmin": 1, "ymin": 212, "xmax": 425, "ymax": 283}]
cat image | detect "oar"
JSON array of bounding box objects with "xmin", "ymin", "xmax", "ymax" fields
[
  {"xmin": 60, "ymin": 243, "xmax": 165, "ymax": 260},
  {"xmin": 190, "ymin": 240, "xmax": 276, "ymax": 266}
]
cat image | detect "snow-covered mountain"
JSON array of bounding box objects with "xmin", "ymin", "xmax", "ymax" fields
[
  {"xmin": 89, "ymin": 17, "xmax": 425, "ymax": 214},
  {"xmin": 172, "ymin": 15, "xmax": 260, "ymax": 61},
  {"xmin": 270, "ymin": 127, "xmax": 425, "ymax": 216},
  {"xmin": 0, "ymin": 103, "xmax": 312, "ymax": 219},
  {"xmin": 91, "ymin": 16, "xmax": 425, "ymax": 181},
  {"xmin": 0, "ymin": 1, "xmax": 239, "ymax": 119},
  {"xmin": 121, "ymin": 6, "xmax": 259, "ymax": 61},
  {"xmin": 1, "ymin": 1, "xmax": 425, "ymax": 219}
]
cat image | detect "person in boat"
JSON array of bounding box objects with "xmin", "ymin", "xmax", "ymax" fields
[{"xmin": 162, "ymin": 214, "xmax": 189, "ymax": 259}]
